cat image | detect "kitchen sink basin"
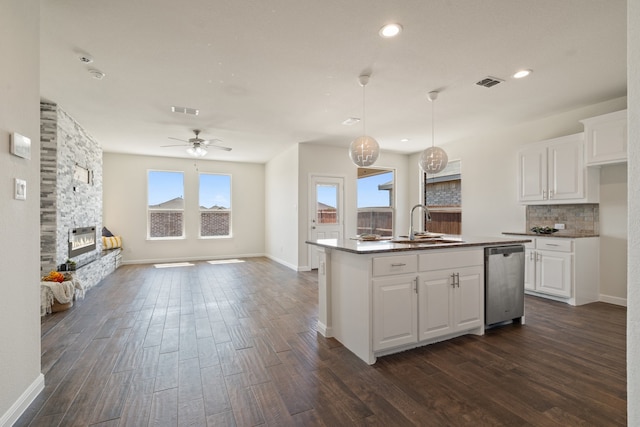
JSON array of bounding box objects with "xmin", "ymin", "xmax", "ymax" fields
[{"xmin": 390, "ymin": 238, "xmax": 463, "ymax": 245}]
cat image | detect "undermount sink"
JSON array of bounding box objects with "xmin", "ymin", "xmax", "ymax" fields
[{"xmin": 390, "ymin": 238, "xmax": 463, "ymax": 244}]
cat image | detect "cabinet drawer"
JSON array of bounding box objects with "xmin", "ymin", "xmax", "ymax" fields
[
  {"xmin": 536, "ymin": 238, "xmax": 572, "ymax": 252},
  {"xmin": 372, "ymin": 255, "xmax": 417, "ymax": 277},
  {"xmin": 418, "ymin": 249, "xmax": 483, "ymax": 272}
]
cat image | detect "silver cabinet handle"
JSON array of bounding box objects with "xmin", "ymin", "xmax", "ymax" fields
[
  {"xmin": 529, "ymin": 251, "xmax": 534, "ymax": 261},
  {"xmin": 549, "ymin": 190, "xmax": 554, "ymax": 199},
  {"xmin": 451, "ymin": 273, "xmax": 456, "ymax": 288},
  {"xmin": 391, "ymin": 263, "xmax": 406, "ymax": 267},
  {"xmin": 545, "ymin": 243, "xmax": 559, "ymax": 246},
  {"xmin": 455, "ymin": 273, "xmax": 460, "ymax": 287},
  {"xmin": 543, "ymin": 190, "xmax": 547, "ymax": 200}
]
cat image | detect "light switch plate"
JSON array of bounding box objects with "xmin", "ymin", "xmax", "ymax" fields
[
  {"xmin": 14, "ymin": 178, "xmax": 26, "ymax": 200},
  {"xmin": 554, "ymin": 223, "xmax": 565, "ymax": 230}
]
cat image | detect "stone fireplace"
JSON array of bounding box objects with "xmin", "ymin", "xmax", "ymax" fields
[{"xmin": 40, "ymin": 102, "xmax": 119, "ymax": 293}]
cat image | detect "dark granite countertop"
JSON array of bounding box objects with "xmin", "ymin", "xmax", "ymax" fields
[
  {"xmin": 502, "ymin": 231, "xmax": 599, "ymax": 239},
  {"xmin": 306, "ymin": 235, "xmax": 532, "ymax": 254}
]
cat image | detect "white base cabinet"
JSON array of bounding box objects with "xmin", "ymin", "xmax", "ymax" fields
[
  {"xmin": 418, "ymin": 265, "xmax": 483, "ymax": 341},
  {"xmin": 327, "ymin": 247, "xmax": 485, "ymax": 364},
  {"xmin": 372, "ymin": 275, "xmax": 418, "ymax": 351},
  {"xmin": 523, "ymin": 237, "xmax": 599, "ymax": 305}
]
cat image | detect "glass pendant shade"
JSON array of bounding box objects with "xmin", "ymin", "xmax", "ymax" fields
[
  {"xmin": 419, "ymin": 90, "xmax": 448, "ymax": 174},
  {"xmin": 349, "ymin": 135, "xmax": 380, "ymax": 167},
  {"xmin": 419, "ymin": 146, "xmax": 448, "ymax": 174}
]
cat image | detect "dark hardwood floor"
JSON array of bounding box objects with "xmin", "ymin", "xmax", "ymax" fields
[{"xmin": 18, "ymin": 257, "xmax": 626, "ymax": 426}]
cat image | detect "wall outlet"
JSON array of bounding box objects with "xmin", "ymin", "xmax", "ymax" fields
[{"xmin": 554, "ymin": 223, "xmax": 565, "ymax": 230}]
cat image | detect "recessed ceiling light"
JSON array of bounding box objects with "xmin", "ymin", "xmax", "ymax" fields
[
  {"xmin": 400, "ymin": 138, "xmax": 409, "ymax": 142},
  {"xmin": 379, "ymin": 23, "xmax": 402, "ymax": 38},
  {"xmin": 342, "ymin": 117, "xmax": 361, "ymax": 126},
  {"xmin": 513, "ymin": 69, "xmax": 532, "ymax": 79}
]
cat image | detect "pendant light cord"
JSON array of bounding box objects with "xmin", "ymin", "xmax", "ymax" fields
[
  {"xmin": 362, "ymin": 83, "xmax": 366, "ymax": 137},
  {"xmin": 431, "ymin": 97, "xmax": 435, "ymax": 149}
]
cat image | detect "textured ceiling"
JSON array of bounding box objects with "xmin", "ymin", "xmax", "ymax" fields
[{"xmin": 40, "ymin": 0, "xmax": 627, "ymax": 163}]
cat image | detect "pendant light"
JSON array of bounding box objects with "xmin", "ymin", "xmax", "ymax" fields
[
  {"xmin": 349, "ymin": 74, "xmax": 380, "ymax": 167},
  {"xmin": 419, "ymin": 91, "xmax": 448, "ymax": 174}
]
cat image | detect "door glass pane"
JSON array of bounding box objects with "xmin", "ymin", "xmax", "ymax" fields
[{"xmin": 316, "ymin": 184, "xmax": 338, "ymax": 224}]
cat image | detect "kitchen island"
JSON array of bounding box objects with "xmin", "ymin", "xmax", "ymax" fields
[{"xmin": 306, "ymin": 235, "xmax": 531, "ymax": 364}]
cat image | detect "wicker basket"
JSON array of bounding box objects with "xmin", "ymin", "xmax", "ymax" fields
[{"xmin": 51, "ymin": 299, "xmax": 73, "ymax": 312}]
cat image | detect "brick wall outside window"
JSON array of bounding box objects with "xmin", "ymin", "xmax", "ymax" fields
[
  {"xmin": 149, "ymin": 212, "xmax": 183, "ymax": 237},
  {"xmin": 201, "ymin": 211, "xmax": 230, "ymax": 236}
]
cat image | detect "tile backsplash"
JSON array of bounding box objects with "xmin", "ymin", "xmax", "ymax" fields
[{"xmin": 526, "ymin": 204, "xmax": 599, "ymax": 234}]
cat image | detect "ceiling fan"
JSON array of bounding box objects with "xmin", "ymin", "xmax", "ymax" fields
[{"xmin": 162, "ymin": 129, "xmax": 231, "ymax": 157}]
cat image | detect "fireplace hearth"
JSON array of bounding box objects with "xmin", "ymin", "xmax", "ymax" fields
[{"xmin": 69, "ymin": 226, "xmax": 97, "ymax": 258}]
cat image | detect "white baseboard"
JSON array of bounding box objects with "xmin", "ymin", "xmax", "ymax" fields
[
  {"xmin": 264, "ymin": 254, "xmax": 299, "ymax": 271},
  {"xmin": 599, "ymin": 294, "xmax": 627, "ymax": 307},
  {"xmin": 121, "ymin": 253, "xmax": 265, "ymax": 266},
  {"xmin": 1, "ymin": 373, "xmax": 44, "ymax": 427}
]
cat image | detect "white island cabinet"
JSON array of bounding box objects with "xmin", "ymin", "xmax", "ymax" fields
[{"xmin": 309, "ymin": 236, "xmax": 529, "ymax": 364}]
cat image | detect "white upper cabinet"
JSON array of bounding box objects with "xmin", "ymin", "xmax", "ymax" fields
[
  {"xmin": 517, "ymin": 133, "xmax": 599, "ymax": 204},
  {"xmin": 580, "ymin": 110, "xmax": 627, "ymax": 166}
]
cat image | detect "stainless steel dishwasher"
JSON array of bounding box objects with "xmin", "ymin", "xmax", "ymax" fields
[{"xmin": 485, "ymin": 245, "xmax": 525, "ymax": 326}]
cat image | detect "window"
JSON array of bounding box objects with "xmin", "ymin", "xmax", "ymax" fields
[
  {"xmin": 199, "ymin": 173, "xmax": 231, "ymax": 237},
  {"xmin": 357, "ymin": 168, "xmax": 394, "ymax": 236},
  {"xmin": 423, "ymin": 160, "xmax": 462, "ymax": 234},
  {"xmin": 148, "ymin": 171, "xmax": 184, "ymax": 238}
]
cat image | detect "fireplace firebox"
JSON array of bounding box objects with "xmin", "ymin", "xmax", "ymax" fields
[{"xmin": 69, "ymin": 226, "xmax": 97, "ymax": 258}]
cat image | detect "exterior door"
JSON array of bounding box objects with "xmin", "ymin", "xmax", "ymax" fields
[{"xmin": 309, "ymin": 176, "xmax": 344, "ymax": 269}]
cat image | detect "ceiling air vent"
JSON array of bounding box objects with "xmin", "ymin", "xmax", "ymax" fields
[
  {"xmin": 171, "ymin": 106, "xmax": 199, "ymax": 116},
  {"xmin": 475, "ymin": 76, "xmax": 504, "ymax": 88}
]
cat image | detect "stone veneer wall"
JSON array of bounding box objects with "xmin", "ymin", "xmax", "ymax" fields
[
  {"xmin": 526, "ymin": 203, "xmax": 599, "ymax": 234},
  {"xmin": 40, "ymin": 102, "xmax": 103, "ymax": 275}
]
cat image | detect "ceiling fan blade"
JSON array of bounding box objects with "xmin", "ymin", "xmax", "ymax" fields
[
  {"xmin": 168, "ymin": 137, "xmax": 189, "ymax": 143},
  {"xmin": 160, "ymin": 144, "xmax": 189, "ymax": 148},
  {"xmin": 209, "ymin": 145, "xmax": 232, "ymax": 151}
]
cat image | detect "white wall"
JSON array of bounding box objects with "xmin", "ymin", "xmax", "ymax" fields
[
  {"xmin": 264, "ymin": 144, "xmax": 300, "ymax": 269},
  {"xmin": 0, "ymin": 0, "xmax": 44, "ymax": 424},
  {"xmin": 297, "ymin": 144, "xmax": 411, "ymax": 270},
  {"xmin": 599, "ymin": 164, "xmax": 628, "ymax": 305},
  {"xmin": 103, "ymin": 153, "xmax": 265, "ymax": 264},
  {"xmin": 627, "ymin": 0, "xmax": 639, "ymax": 422}
]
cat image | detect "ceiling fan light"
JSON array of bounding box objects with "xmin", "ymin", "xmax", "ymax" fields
[
  {"xmin": 419, "ymin": 146, "xmax": 448, "ymax": 173},
  {"xmin": 349, "ymin": 135, "xmax": 380, "ymax": 167}
]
